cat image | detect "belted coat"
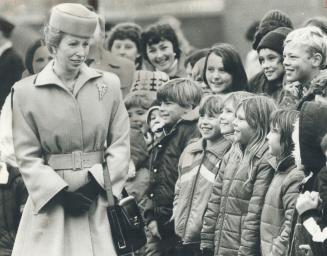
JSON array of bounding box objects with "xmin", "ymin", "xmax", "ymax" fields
[{"xmin": 11, "ymin": 61, "xmax": 130, "ymax": 256}]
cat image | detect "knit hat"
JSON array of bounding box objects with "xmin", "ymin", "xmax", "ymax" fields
[
  {"xmin": 257, "ymin": 27, "xmax": 292, "ymax": 55},
  {"xmin": 49, "ymin": 3, "xmax": 97, "ymax": 37},
  {"xmin": 253, "ymin": 10, "xmax": 293, "ymax": 50}
]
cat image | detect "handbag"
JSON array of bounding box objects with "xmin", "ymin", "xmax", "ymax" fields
[{"xmin": 103, "ymin": 164, "xmax": 147, "ymax": 255}]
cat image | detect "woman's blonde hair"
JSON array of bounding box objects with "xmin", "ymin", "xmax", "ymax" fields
[{"xmin": 236, "ymin": 95, "xmax": 277, "ymax": 182}]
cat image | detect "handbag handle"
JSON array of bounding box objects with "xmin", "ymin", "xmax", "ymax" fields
[{"xmin": 102, "ymin": 164, "xmax": 116, "ymax": 207}]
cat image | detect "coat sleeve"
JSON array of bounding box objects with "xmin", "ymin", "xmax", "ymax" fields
[
  {"xmin": 238, "ymin": 160, "xmax": 274, "ymax": 256},
  {"xmin": 89, "ymin": 76, "xmax": 130, "ymax": 197},
  {"xmin": 271, "ymin": 171, "xmax": 304, "ymax": 256},
  {"xmin": 173, "ymin": 150, "xmax": 185, "ymax": 220},
  {"xmin": 200, "ymin": 151, "xmax": 229, "ymax": 250},
  {"xmin": 12, "ymin": 88, "xmax": 68, "ymax": 214}
]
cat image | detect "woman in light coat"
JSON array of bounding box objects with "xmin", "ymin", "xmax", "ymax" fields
[{"xmin": 11, "ymin": 3, "xmax": 130, "ymax": 256}]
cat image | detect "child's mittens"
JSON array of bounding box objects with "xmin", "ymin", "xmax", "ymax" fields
[{"xmin": 296, "ymin": 191, "xmax": 320, "ymax": 216}]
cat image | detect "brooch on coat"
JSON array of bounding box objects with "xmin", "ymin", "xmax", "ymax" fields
[{"xmin": 96, "ymin": 83, "xmax": 108, "ymax": 100}]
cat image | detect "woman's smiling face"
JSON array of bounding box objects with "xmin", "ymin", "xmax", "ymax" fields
[{"xmin": 146, "ymin": 39, "xmax": 176, "ymax": 73}]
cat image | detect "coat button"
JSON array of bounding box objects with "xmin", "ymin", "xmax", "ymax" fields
[
  {"xmin": 150, "ymin": 193, "xmax": 154, "ymax": 198},
  {"xmin": 158, "ymin": 144, "xmax": 162, "ymax": 148},
  {"xmin": 154, "ymin": 169, "xmax": 157, "ymax": 173}
]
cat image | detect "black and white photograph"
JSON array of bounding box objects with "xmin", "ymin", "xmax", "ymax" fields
[{"xmin": 0, "ymin": 0, "xmax": 327, "ymax": 255}]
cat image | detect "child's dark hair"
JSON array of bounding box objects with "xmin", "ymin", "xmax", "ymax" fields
[
  {"xmin": 124, "ymin": 92, "xmax": 153, "ymax": 110},
  {"xmin": 199, "ymin": 95, "xmax": 222, "ymax": 117},
  {"xmin": 157, "ymin": 78, "xmax": 203, "ymax": 108},
  {"xmin": 184, "ymin": 48, "xmax": 209, "ymax": 69},
  {"xmin": 321, "ymin": 133, "xmax": 327, "ymax": 153},
  {"xmin": 25, "ymin": 39, "xmax": 46, "ymax": 74},
  {"xmin": 107, "ymin": 22, "xmax": 142, "ymax": 67},
  {"xmin": 203, "ymin": 43, "xmax": 248, "ymax": 93},
  {"xmin": 270, "ymin": 109, "xmax": 299, "ymax": 158},
  {"xmin": 141, "ymin": 23, "xmax": 181, "ymax": 64}
]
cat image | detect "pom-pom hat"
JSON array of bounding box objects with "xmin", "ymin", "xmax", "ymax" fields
[{"xmin": 49, "ymin": 3, "xmax": 97, "ymax": 38}]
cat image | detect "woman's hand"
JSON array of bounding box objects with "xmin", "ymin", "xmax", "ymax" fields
[{"xmin": 61, "ymin": 190, "xmax": 93, "ymax": 216}]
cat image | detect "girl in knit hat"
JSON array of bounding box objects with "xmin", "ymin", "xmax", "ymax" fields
[{"xmin": 11, "ymin": 3, "xmax": 130, "ymax": 256}]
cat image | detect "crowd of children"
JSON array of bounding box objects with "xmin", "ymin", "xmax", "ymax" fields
[{"xmin": 1, "ymin": 6, "xmax": 327, "ymax": 256}]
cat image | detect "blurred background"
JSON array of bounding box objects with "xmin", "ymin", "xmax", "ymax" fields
[{"xmin": 1, "ymin": 0, "xmax": 326, "ymax": 62}]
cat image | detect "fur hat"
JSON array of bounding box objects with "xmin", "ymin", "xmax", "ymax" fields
[
  {"xmin": 253, "ymin": 10, "xmax": 293, "ymax": 50},
  {"xmin": 257, "ymin": 27, "xmax": 292, "ymax": 55},
  {"xmin": 49, "ymin": 3, "xmax": 97, "ymax": 37}
]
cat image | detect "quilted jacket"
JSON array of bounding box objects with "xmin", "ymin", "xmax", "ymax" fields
[
  {"xmin": 201, "ymin": 142, "xmax": 274, "ymax": 256},
  {"xmin": 260, "ymin": 156, "xmax": 304, "ymax": 256}
]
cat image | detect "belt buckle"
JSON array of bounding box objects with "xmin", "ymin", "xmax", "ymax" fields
[{"xmin": 72, "ymin": 151, "xmax": 83, "ymax": 170}]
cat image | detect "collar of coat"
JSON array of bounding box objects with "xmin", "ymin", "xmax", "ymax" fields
[
  {"xmin": 34, "ymin": 60, "xmax": 103, "ymax": 94},
  {"xmin": 187, "ymin": 137, "xmax": 231, "ymax": 158}
]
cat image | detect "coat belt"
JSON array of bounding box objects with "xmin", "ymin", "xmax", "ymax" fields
[{"xmin": 46, "ymin": 150, "xmax": 105, "ymax": 170}]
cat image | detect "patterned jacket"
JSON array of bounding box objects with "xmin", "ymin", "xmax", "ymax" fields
[{"xmin": 173, "ymin": 137, "xmax": 232, "ymax": 244}]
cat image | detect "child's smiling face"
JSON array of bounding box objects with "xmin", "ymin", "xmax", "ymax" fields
[
  {"xmin": 233, "ymin": 106, "xmax": 255, "ymax": 146},
  {"xmin": 283, "ymin": 43, "xmax": 316, "ymax": 84}
]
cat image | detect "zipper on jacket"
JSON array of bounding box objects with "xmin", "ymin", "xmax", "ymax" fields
[
  {"xmin": 182, "ymin": 149, "xmax": 207, "ymax": 239},
  {"xmin": 216, "ymin": 145, "xmax": 242, "ymax": 253}
]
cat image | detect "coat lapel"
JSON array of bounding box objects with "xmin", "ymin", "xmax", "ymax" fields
[{"xmin": 34, "ymin": 61, "xmax": 103, "ymax": 96}]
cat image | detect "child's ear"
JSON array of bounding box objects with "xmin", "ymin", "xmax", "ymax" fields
[{"xmin": 311, "ymin": 52, "xmax": 323, "ymax": 68}]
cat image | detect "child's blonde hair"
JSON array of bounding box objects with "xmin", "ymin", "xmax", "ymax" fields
[
  {"xmin": 284, "ymin": 26, "xmax": 327, "ymax": 68},
  {"xmin": 222, "ymin": 91, "xmax": 254, "ymax": 111},
  {"xmin": 157, "ymin": 78, "xmax": 203, "ymax": 108},
  {"xmin": 236, "ymin": 95, "xmax": 277, "ymax": 182}
]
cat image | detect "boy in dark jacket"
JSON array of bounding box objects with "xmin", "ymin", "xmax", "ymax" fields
[
  {"xmin": 144, "ymin": 78, "xmax": 202, "ymax": 256},
  {"xmin": 0, "ymin": 160, "xmax": 28, "ymax": 256}
]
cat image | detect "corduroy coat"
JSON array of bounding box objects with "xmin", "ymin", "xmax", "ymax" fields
[{"xmin": 11, "ymin": 61, "xmax": 130, "ymax": 256}]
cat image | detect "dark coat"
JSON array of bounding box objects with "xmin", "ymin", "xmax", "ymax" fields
[
  {"xmin": 0, "ymin": 47, "xmax": 23, "ymax": 110},
  {"xmin": 0, "ymin": 164, "xmax": 27, "ymax": 256},
  {"xmin": 144, "ymin": 117, "xmax": 200, "ymax": 231}
]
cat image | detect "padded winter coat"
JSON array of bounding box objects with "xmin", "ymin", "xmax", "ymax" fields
[
  {"xmin": 260, "ymin": 156, "xmax": 304, "ymax": 256},
  {"xmin": 201, "ymin": 142, "xmax": 274, "ymax": 256}
]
